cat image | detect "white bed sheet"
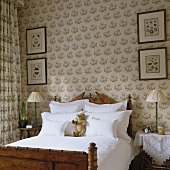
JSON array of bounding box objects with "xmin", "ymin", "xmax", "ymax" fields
[{"xmin": 7, "ymin": 136, "xmax": 137, "ymax": 170}]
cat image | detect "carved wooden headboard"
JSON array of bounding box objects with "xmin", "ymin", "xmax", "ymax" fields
[{"xmin": 53, "ymin": 92, "xmax": 133, "ymax": 137}]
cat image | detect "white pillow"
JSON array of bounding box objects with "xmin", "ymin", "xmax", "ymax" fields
[
  {"xmin": 86, "ymin": 110, "xmax": 132, "ymax": 142},
  {"xmin": 87, "ymin": 117, "xmax": 118, "ymax": 138},
  {"xmin": 49, "ymin": 99, "xmax": 89, "ymax": 113},
  {"xmin": 41, "ymin": 112, "xmax": 82, "ymax": 136},
  {"xmin": 39, "ymin": 119, "xmax": 67, "ymax": 136},
  {"xmin": 84, "ymin": 101, "xmax": 127, "ymax": 113}
]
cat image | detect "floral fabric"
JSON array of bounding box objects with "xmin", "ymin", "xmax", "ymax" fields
[{"xmin": 0, "ymin": 0, "xmax": 22, "ymax": 145}]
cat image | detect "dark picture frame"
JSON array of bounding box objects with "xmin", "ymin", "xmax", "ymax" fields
[
  {"xmin": 26, "ymin": 27, "xmax": 47, "ymax": 55},
  {"xmin": 137, "ymin": 9, "xmax": 166, "ymax": 44},
  {"xmin": 138, "ymin": 47, "xmax": 168, "ymax": 80},
  {"xmin": 27, "ymin": 58, "xmax": 47, "ymax": 85}
]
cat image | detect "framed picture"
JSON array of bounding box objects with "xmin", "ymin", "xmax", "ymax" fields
[
  {"xmin": 27, "ymin": 58, "xmax": 47, "ymax": 85},
  {"xmin": 26, "ymin": 27, "xmax": 47, "ymax": 55},
  {"xmin": 138, "ymin": 47, "xmax": 168, "ymax": 80},
  {"xmin": 137, "ymin": 9, "xmax": 166, "ymax": 44}
]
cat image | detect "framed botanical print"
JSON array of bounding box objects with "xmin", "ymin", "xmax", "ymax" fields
[
  {"xmin": 27, "ymin": 58, "xmax": 47, "ymax": 85},
  {"xmin": 137, "ymin": 9, "xmax": 166, "ymax": 44},
  {"xmin": 26, "ymin": 27, "xmax": 47, "ymax": 55},
  {"xmin": 138, "ymin": 47, "xmax": 168, "ymax": 80}
]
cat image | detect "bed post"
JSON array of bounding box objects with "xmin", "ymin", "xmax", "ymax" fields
[
  {"xmin": 88, "ymin": 143, "xmax": 98, "ymax": 170},
  {"xmin": 53, "ymin": 96, "xmax": 57, "ymax": 101},
  {"xmin": 127, "ymin": 94, "xmax": 132, "ymax": 110},
  {"xmin": 127, "ymin": 94, "xmax": 133, "ymax": 137}
]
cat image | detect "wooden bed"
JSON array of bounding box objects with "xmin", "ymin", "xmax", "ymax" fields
[{"xmin": 0, "ymin": 92, "xmax": 133, "ymax": 170}]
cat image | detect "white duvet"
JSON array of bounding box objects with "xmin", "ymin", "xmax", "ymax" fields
[{"xmin": 7, "ymin": 136, "xmax": 137, "ymax": 170}]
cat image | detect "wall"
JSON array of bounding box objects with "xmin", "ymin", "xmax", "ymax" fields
[{"xmin": 18, "ymin": 0, "xmax": 170, "ymax": 134}]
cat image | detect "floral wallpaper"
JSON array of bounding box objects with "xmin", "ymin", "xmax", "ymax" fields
[
  {"xmin": 18, "ymin": 0, "xmax": 170, "ymax": 135},
  {"xmin": 14, "ymin": 0, "xmax": 24, "ymax": 7}
]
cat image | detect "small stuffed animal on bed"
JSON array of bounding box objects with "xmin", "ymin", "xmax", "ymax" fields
[{"xmin": 72, "ymin": 113, "xmax": 86, "ymax": 137}]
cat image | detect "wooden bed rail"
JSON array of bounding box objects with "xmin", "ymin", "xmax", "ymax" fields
[{"xmin": 0, "ymin": 142, "xmax": 98, "ymax": 170}]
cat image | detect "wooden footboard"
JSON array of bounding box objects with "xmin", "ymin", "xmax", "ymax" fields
[{"xmin": 0, "ymin": 143, "xmax": 97, "ymax": 170}]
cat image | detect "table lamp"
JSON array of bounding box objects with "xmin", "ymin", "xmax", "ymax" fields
[
  {"xmin": 27, "ymin": 92, "xmax": 43, "ymax": 127},
  {"xmin": 146, "ymin": 90, "xmax": 167, "ymax": 133}
]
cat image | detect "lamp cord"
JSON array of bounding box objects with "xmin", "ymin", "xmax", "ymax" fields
[
  {"xmin": 155, "ymin": 102, "xmax": 158, "ymax": 133},
  {"xmin": 34, "ymin": 102, "xmax": 37, "ymax": 127}
]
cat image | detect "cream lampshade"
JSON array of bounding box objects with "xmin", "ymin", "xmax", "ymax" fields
[
  {"xmin": 27, "ymin": 92, "xmax": 43, "ymax": 127},
  {"xmin": 146, "ymin": 90, "xmax": 167, "ymax": 132}
]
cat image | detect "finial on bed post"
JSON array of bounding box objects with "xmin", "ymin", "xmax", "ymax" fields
[
  {"xmin": 89, "ymin": 93, "xmax": 94, "ymax": 103},
  {"xmin": 88, "ymin": 142, "xmax": 98, "ymax": 170},
  {"xmin": 127, "ymin": 94, "xmax": 133, "ymax": 137},
  {"xmin": 127, "ymin": 94, "xmax": 132, "ymax": 110},
  {"xmin": 53, "ymin": 96, "xmax": 57, "ymax": 101}
]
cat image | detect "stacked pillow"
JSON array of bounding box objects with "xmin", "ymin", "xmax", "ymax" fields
[
  {"xmin": 39, "ymin": 111, "xmax": 82, "ymax": 136},
  {"xmin": 86, "ymin": 110, "xmax": 132, "ymax": 142},
  {"xmin": 84, "ymin": 101, "xmax": 127, "ymax": 112},
  {"xmin": 49, "ymin": 99, "xmax": 89, "ymax": 113},
  {"xmin": 87, "ymin": 117, "xmax": 119, "ymax": 139},
  {"xmin": 40, "ymin": 99, "xmax": 132, "ymax": 142},
  {"xmin": 39, "ymin": 118, "xmax": 67, "ymax": 136}
]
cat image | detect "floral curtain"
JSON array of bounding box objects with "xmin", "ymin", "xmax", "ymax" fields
[{"xmin": 0, "ymin": 0, "xmax": 22, "ymax": 145}]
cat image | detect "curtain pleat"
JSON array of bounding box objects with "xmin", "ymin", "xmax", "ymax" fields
[{"xmin": 0, "ymin": 0, "xmax": 21, "ymax": 145}]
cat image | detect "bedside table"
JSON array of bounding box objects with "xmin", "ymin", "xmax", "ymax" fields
[
  {"xmin": 19, "ymin": 127, "xmax": 41, "ymax": 140},
  {"xmin": 134, "ymin": 131, "xmax": 170, "ymax": 170}
]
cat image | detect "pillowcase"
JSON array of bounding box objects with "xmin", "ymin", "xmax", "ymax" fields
[
  {"xmin": 84, "ymin": 101, "xmax": 127, "ymax": 113},
  {"xmin": 49, "ymin": 99, "xmax": 89, "ymax": 113},
  {"xmin": 86, "ymin": 110, "xmax": 132, "ymax": 142},
  {"xmin": 87, "ymin": 117, "xmax": 118, "ymax": 138},
  {"xmin": 39, "ymin": 119, "xmax": 67, "ymax": 136},
  {"xmin": 41, "ymin": 112, "xmax": 81, "ymax": 136}
]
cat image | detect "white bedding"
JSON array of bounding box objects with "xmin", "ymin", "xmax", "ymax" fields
[{"xmin": 7, "ymin": 135, "xmax": 137, "ymax": 170}]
